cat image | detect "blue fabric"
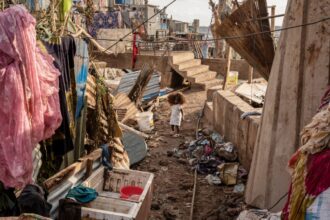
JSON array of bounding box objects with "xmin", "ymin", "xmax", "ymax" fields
[
  {"xmin": 26, "ymin": 0, "xmax": 50, "ymax": 11},
  {"xmin": 89, "ymin": 12, "xmax": 120, "ymax": 37},
  {"xmin": 101, "ymin": 144, "xmax": 113, "ymax": 170},
  {"xmin": 66, "ymin": 185, "xmax": 98, "ymax": 203},
  {"xmin": 74, "ymin": 38, "xmax": 89, "ymax": 119}
]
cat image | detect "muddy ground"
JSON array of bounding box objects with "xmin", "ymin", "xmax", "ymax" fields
[{"xmin": 134, "ymin": 89, "xmax": 246, "ymax": 220}]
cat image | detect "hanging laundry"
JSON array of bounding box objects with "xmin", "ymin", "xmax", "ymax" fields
[
  {"xmin": 74, "ymin": 38, "xmax": 89, "ymax": 119},
  {"xmin": 132, "ymin": 33, "xmax": 139, "ymax": 69},
  {"xmin": 0, "ymin": 6, "xmax": 62, "ymax": 188},
  {"xmin": 89, "ymin": 11, "xmax": 121, "ymax": 37},
  {"xmin": 60, "ymin": 0, "xmax": 72, "ymax": 22},
  {"xmin": 43, "ymin": 36, "xmax": 77, "ymax": 157}
]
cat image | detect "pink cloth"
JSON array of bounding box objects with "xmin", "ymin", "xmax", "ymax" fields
[{"xmin": 0, "ymin": 6, "xmax": 62, "ymax": 188}]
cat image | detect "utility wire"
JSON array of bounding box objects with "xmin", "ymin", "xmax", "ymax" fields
[
  {"xmin": 102, "ymin": 0, "xmax": 177, "ymax": 53},
  {"xmin": 69, "ymin": 16, "xmax": 330, "ymax": 46}
]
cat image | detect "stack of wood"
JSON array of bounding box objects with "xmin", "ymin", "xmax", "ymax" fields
[{"xmin": 86, "ymin": 74, "xmax": 129, "ymax": 169}]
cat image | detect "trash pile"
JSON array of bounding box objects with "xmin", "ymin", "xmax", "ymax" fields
[{"xmin": 170, "ymin": 129, "xmax": 248, "ymax": 189}]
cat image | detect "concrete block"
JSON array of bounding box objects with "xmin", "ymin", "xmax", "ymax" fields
[
  {"xmin": 204, "ymin": 102, "xmax": 214, "ymax": 126},
  {"xmin": 212, "ymin": 90, "xmax": 261, "ymax": 170},
  {"xmin": 207, "ymin": 86, "xmax": 222, "ymax": 101}
]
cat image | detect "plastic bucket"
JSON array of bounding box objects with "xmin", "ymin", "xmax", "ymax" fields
[
  {"xmin": 136, "ymin": 112, "xmax": 154, "ymax": 132},
  {"xmin": 120, "ymin": 186, "xmax": 143, "ymax": 200}
]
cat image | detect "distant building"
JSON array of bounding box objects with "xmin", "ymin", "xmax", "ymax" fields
[
  {"xmin": 192, "ymin": 19, "xmax": 200, "ymax": 33},
  {"xmin": 169, "ymin": 20, "xmax": 189, "ymax": 34}
]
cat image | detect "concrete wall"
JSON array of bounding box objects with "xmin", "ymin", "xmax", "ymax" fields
[
  {"xmin": 202, "ymin": 58, "xmax": 262, "ymax": 80},
  {"xmin": 97, "ymin": 29, "xmax": 132, "ymax": 54},
  {"xmin": 213, "ymin": 90, "xmax": 261, "ymax": 170}
]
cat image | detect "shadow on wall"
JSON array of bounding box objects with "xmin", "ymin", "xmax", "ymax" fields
[{"xmin": 170, "ymin": 69, "xmax": 184, "ymax": 89}]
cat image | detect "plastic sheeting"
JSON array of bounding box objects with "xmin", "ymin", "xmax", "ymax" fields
[{"xmin": 0, "ymin": 6, "xmax": 62, "ymax": 188}]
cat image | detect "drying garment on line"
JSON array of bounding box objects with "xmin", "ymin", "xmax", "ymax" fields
[
  {"xmin": 89, "ymin": 11, "xmax": 122, "ymax": 37},
  {"xmin": 0, "ymin": 6, "xmax": 62, "ymax": 188},
  {"xmin": 74, "ymin": 38, "xmax": 89, "ymax": 119},
  {"xmin": 43, "ymin": 36, "xmax": 76, "ymax": 156}
]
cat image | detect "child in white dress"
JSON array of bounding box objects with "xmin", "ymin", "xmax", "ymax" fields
[{"xmin": 168, "ymin": 92, "xmax": 186, "ymax": 137}]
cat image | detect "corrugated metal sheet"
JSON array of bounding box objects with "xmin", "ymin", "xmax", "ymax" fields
[
  {"xmin": 115, "ymin": 71, "xmax": 161, "ymax": 102},
  {"xmin": 122, "ymin": 131, "xmax": 147, "ymax": 165}
]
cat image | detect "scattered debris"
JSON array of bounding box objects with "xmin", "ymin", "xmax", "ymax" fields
[
  {"xmin": 205, "ymin": 174, "xmax": 222, "ymax": 185},
  {"xmin": 237, "ymin": 209, "xmax": 281, "ymax": 220},
  {"xmin": 233, "ymin": 183, "xmax": 245, "ymax": 194},
  {"xmin": 218, "ymin": 163, "xmax": 239, "ymax": 186}
]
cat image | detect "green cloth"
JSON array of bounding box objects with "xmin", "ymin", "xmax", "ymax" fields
[
  {"xmin": 60, "ymin": 0, "xmax": 72, "ymax": 21},
  {"xmin": 66, "ymin": 185, "xmax": 98, "ymax": 204}
]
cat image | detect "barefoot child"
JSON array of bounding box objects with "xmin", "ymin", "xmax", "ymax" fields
[{"xmin": 167, "ymin": 92, "xmax": 186, "ymax": 137}]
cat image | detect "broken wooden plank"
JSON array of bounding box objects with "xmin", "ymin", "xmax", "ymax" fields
[
  {"xmin": 43, "ymin": 149, "xmax": 102, "ymax": 191},
  {"xmin": 119, "ymin": 122, "xmax": 150, "ymax": 139},
  {"xmin": 216, "ymin": 0, "xmax": 275, "ymax": 80}
]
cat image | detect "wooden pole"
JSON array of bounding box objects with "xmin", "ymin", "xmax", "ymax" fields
[
  {"xmin": 222, "ymin": 46, "xmax": 232, "ymax": 90},
  {"xmin": 189, "ymin": 169, "xmax": 198, "ymax": 220},
  {"xmin": 270, "ymin": 6, "xmax": 276, "ymax": 39},
  {"xmin": 248, "ymin": 65, "xmax": 254, "ymax": 84}
]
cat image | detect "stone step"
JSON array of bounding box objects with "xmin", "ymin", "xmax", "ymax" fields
[
  {"xmin": 188, "ymin": 71, "xmax": 217, "ymax": 83},
  {"xmin": 174, "ymin": 59, "xmax": 202, "ymax": 71},
  {"xmin": 171, "ymin": 52, "xmax": 195, "ymax": 64},
  {"xmin": 181, "ymin": 65, "xmax": 210, "ymax": 77},
  {"xmin": 193, "ymin": 79, "xmax": 224, "ymax": 91}
]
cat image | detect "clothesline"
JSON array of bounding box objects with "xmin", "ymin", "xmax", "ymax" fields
[{"xmin": 65, "ymin": 16, "xmax": 330, "ymax": 45}]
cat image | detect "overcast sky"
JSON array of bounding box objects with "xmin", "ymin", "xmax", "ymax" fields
[{"xmin": 149, "ymin": 0, "xmax": 288, "ymax": 26}]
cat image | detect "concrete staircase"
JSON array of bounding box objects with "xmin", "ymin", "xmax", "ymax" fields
[{"xmin": 171, "ymin": 52, "xmax": 223, "ymax": 90}]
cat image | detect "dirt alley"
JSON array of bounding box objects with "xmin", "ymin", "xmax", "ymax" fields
[{"xmin": 134, "ymin": 89, "xmax": 245, "ymax": 220}]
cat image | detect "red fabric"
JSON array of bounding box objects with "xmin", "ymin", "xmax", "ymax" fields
[
  {"xmin": 319, "ymin": 86, "xmax": 330, "ymax": 110},
  {"xmin": 282, "ymin": 184, "xmax": 293, "ymax": 220},
  {"xmin": 305, "ymin": 148, "xmax": 330, "ymax": 197},
  {"xmin": 132, "ymin": 33, "xmax": 139, "ymax": 69}
]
